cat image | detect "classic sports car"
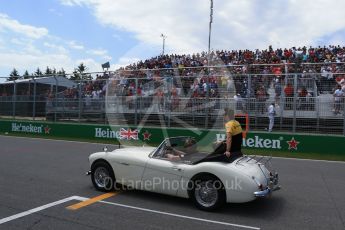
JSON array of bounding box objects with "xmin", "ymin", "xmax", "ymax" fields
[{"xmin": 87, "ymin": 136, "xmax": 280, "ymax": 211}]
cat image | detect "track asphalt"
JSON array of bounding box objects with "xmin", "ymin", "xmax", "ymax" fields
[{"xmin": 0, "ymin": 135, "xmax": 344, "ymax": 230}]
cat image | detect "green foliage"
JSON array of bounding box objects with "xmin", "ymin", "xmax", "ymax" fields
[
  {"xmin": 44, "ymin": 66, "xmax": 53, "ymax": 75},
  {"xmin": 57, "ymin": 68, "xmax": 67, "ymax": 78},
  {"xmin": 70, "ymin": 70, "xmax": 81, "ymax": 81},
  {"xmin": 34, "ymin": 68, "xmax": 43, "ymax": 77},
  {"xmin": 7, "ymin": 68, "xmax": 20, "ymax": 81},
  {"xmin": 23, "ymin": 70, "xmax": 31, "ymax": 79},
  {"xmin": 69, "ymin": 63, "xmax": 92, "ymax": 81},
  {"xmin": 77, "ymin": 63, "xmax": 87, "ymax": 73}
]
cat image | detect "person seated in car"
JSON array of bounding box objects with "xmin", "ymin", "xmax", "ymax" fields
[{"xmin": 165, "ymin": 138, "xmax": 197, "ymax": 161}]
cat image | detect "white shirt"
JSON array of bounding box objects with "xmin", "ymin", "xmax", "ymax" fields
[
  {"xmin": 334, "ymin": 89, "xmax": 343, "ymax": 102},
  {"xmin": 268, "ymin": 104, "xmax": 275, "ymax": 116},
  {"xmin": 202, "ymin": 82, "xmax": 208, "ymax": 92}
]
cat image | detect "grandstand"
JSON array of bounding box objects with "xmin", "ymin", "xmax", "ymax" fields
[{"xmin": 1, "ymin": 45, "xmax": 345, "ymax": 135}]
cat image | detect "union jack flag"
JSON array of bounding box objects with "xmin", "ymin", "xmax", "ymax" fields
[{"xmin": 119, "ymin": 128, "xmax": 139, "ymax": 140}]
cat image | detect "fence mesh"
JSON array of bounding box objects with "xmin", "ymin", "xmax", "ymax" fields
[{"xmin": 0, "ymin": 63, "xmax": 344, "ymax": 135}]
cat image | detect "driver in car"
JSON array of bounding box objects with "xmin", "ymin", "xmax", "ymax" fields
[{"xmin": 165, "ymin": 138, "xmax": 197, "ymax": 161}]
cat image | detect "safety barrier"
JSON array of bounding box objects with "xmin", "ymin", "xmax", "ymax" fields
[{"xmin": 0, "ymin": 119, "xmax": 344, "ymax": 156}]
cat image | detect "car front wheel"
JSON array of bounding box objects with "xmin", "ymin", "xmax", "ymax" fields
[
  {"xmin": 191, "ymin": 175, "xmax": 226, "ymax": 211},
  {"xmin": 91, "ymin": 161, "xmax": 115, "ymax": 192}
]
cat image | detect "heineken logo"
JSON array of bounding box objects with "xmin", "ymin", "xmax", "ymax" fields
[
  {"xmin": 216, "ymin": 134, "xmax": 302, "ymax": 151},
  {"xmin": 216, "ymin": 134, "xmax": 282, "ymax": 149},
  {"xmin": 11, "ymin": 123, "xmax": 51, "ymax": 135}
]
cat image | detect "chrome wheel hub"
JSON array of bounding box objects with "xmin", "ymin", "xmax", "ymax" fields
[
  {"xmin": 195, "ymin": 181, "xmax": 218, "ymax": 208},
  {"xmin": 94, "ymin": 167, "xmax": 110, "ymax": 188}
]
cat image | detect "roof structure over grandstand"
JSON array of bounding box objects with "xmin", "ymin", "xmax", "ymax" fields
[{"xmin": 0, "ymin": 76, "xmax": 77, "ymax": 88}]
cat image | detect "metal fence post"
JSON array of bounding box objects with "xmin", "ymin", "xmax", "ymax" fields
[
  {"xmin": 292, "ymin": 74, "xmax": 298, "ymax": 133},
  {"xmin": 78, "ymin": 81, "xmax": 82, "ymax": 122},
  {"xmin": 32, "ymin": 77, "xmax": 36, "ymax": 120},
  {"xmin": 279, "ymin": 95, "xmax": 284, "ymax": 131},
  {"xmin": 248, "ymin": 74, "xmax": 257, "ymax": 129},
  {"xmin": 279, "ymin": 76, "xmax": 284, "ymax": 131},
  {"xmin": 135, "ymin": 77, "xmax": 138, "ymax": 126},
  {"xmin": 12, "ymin": 81, "xmax": 16, "ymax": 119},
  {"xmin": 343, "ymin": 99, "xmax": 345, "ymax": 136},
  {"xmin": 167, "ymin": 76, "xmax": 172, "ymax": 128},
  {"xmin": 192, "ymin": 98, "xmax": 195, "ymax": 126},
  {"xmin": 205, "ymin": 68, "xmax": 210, "ymax": 129},
  {"xmin": 316, "ymin": 97, "xmax": 320, "ymax": 133},
  {"xmin": 247, "ymin": 74, "xmax": 252, "ymax": 98},
  {"xmin": 53, "ymin": 76, "xmax": 58, "ymax": 122},
  {"xmin": 104, "ymin": 78, "xmax": 107, "ymax": 125}
]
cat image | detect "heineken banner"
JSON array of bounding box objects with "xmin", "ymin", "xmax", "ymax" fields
[{"xmin": 0, "ymin": 120, "xmax": 344, "ymax": 155}]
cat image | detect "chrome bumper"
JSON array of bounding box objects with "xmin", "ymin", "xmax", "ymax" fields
[
  {"xmin": 254, "ymin": 186, "xmax": 281, "ymax": 197},
  {"xmin": 254, "ymin": 172, "xmax": 280, "ymax": 198}
]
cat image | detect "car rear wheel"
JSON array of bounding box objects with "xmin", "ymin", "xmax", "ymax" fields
[
  {"xmin": 91, "ymin": 161, "xmax": 115, "ymax": 192},
  {"xmin": 191, "ymin": 175, "xmax": 226, "ymax": 211}
]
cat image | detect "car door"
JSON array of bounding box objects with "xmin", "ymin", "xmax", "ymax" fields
[
  {"xmin": 109, "ymin": 150, "xmax": 149, "ymax": 189},
  {"xmin": 141, "ymin": 158, "xmax": 186, "ymax": 196},
  {"xmin": 111, "ymin": 160, "xmax": 146, "ymax": 189}
]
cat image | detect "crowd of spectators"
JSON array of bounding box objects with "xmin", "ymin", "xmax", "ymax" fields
[
  {"xmin": 123, "ymin": 46, "xmax": 345, "ymax": 114},
  {"xmin": 18, "ymin": 45, "xmax": 343, "ymax": 113},
  {"xmin": 52, "ymin": 73, "xmax": 109, "ymax": 100},
  {"xmin": 45, "ymin": 45, "xmax": 345, "ymax": 113},
  {"xmin": 113, "ymin": 45, "xmax": 345, "ymax": 96},
  {"xmin": 119, "ymin": 45, "xmax": 345, "ymax": 72}
]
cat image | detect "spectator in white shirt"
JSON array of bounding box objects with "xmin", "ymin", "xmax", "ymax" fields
[
  {"xmin": 267, "ymin": 103, "xmax": 276, "ymax": 132},
  {"xmin": 333, "ymin": 85, "xmax": 343, "ymax": 115}
]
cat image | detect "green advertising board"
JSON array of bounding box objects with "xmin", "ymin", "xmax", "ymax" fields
[{"xmin": 0, "ymin": 119, "xmax": 344, "ymax": 156}]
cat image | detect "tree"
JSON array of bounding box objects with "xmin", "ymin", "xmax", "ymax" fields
[
  {"xmin": 70, "ymin": 70, "xmax": 81, "ymax": 81},
  {"xmin": 77, "ymin": 63, "xmax": 87, "ymax": 73},
  {"xmin": 34, "ymin": 68, "xmax": 43, "ymax": 77},
  {"xmin": 57, "ymin": 68, "xmax": 67, "ymax": 78},
  {"xmin": 7, "ymin": 68, "xmax": 20, "ymax": 81},
  {"xmin": 70, "ymin": 63, "xmax": 92, "ymax": 81},
  {"xmin": 44, "ymin": 66, "xmax": 53, "ymax": 76},
  {"xmin": 23, "ymin": 70, "xmax": 30, "ymax": 79}
]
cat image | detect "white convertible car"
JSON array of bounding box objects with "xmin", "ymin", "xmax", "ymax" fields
[{"xmin": 87, "ymin": 136, "xmax": 280, "ymax": 211}]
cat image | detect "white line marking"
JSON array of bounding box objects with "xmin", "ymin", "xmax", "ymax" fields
[
  {"xmin": 0, "ymin": 196, "xmax": 86, "ymax": 225},
  {"xmin": 0, "ymin": 195, "xmax": 259, "ymax": 229},
  {"xmin": 73, "ymin": 196, "xmax": 89, "ymax": 201},
  {"xmin": 99, "ymin": 200, "xmax": 260, "ymax": 230}
]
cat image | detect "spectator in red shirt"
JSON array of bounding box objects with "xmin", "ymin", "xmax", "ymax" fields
[{"xmin": 284, "ymin": 83, "xmax": 294, "ymax": 110}]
